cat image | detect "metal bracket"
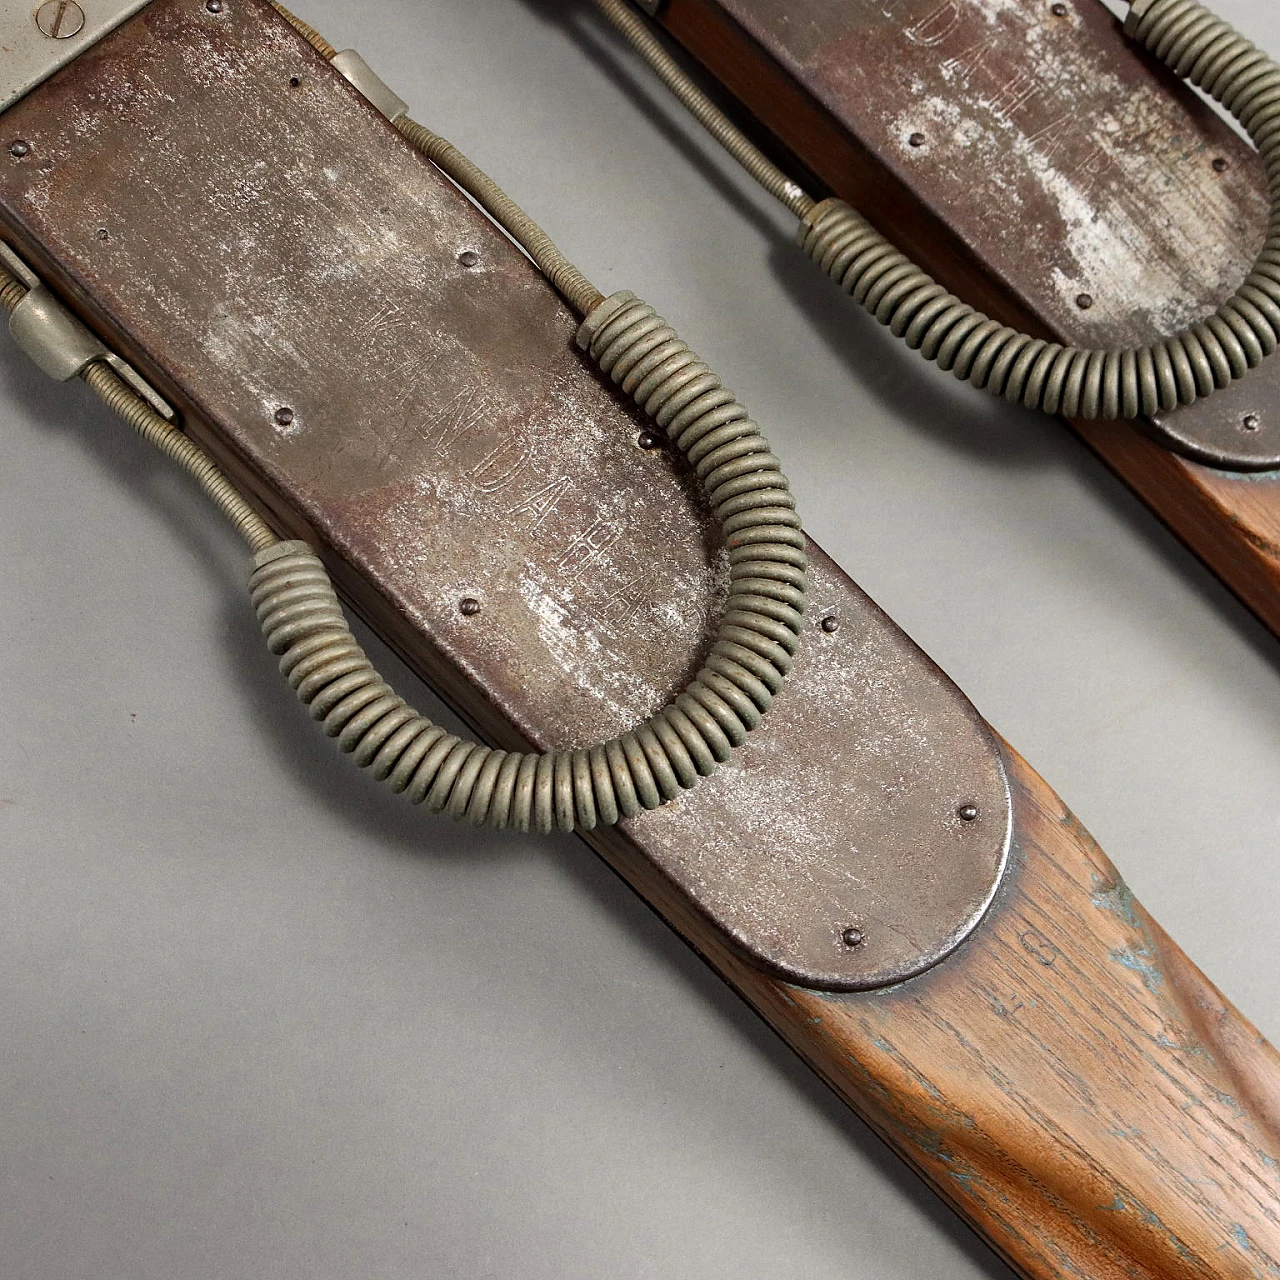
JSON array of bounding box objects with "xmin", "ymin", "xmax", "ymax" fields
[
  {"xmin": 1, "ymin": 241, "xmax": 174, "ymax": 417},
  {"xmin": 331, "ymin": 49, "xmax": 407, "ymax": 124},
  {"xmin": 1123, "ymin": 0, "xmax": 1156, "ymax": 38},
  {"xmin": 1, "ymin": 0, "xmax": 154, "ymax": 115}
]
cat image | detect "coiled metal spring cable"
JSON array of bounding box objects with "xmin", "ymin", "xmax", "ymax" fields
[
  {"xmin": 249, "ymin": 289, "xmax": 805, "ymax": 834},
  {"xmin": 595, "ymin": 0, "xmax": 1280, "ymax": 420},
  {"xmin": 4, "ymin": 16, "xmax": 807, "ymax": 835}
]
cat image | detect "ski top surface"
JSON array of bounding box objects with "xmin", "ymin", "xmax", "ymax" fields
[
  {"xmin": 645, "ymin": 0, "xmax": 1280, "ymax": 639},
  {"xmin": 1, "ymin": 2, "xmax": 1278, "ymax": 1279}
]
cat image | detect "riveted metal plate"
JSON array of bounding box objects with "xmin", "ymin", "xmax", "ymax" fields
[
  {"xmin": 1146, "ymin": 381, "xmax": 1280, "ymax": 472},
  {"xmin": 0, "ymin": 0, "xmax": 154, "ymax": 114},
  {"xmin": 0, "ymin": 0, "xmax": 1012, "ymax": 990}
]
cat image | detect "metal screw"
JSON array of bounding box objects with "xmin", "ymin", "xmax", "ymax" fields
[
  {"xmin": 1050, "ymin": 2, "xmax": 1068, "ymax": 15},
  {"xmin": 958, "ymin": 804, "xmax": 980, "ymax": 822},
  {"xmin": 273, "ymin": 406, "xmax": 295, "ymax": 427},
  {"xmin": 8, "ymin": 141, "xmax": 31, "ymax": 159},
  {"xmin": 637, "ymin": 430, "xmax": 661, "ymax": 450},
  {"xmin": 908, "ymin": 132, "xmax": 927, "ymax": 148},
  {"xmin": 35, "ymin": 1, "xmax": 86, "ymax": 39},
  {"xmin": 205, "ymin": 0, "xmax": 224, "ymax": 12},
  {"xmin": 459, "ymin": 597, "xmax": 482, "ymax": 617},
  {"xmin": 1243, "ymin": 413, "xmax": 1262, "ymax": 432},
  {"xmin": 458, "ymin": 250, "xmax": 480, "ymax": 268},
  {"xmin": 841, "ymin": 927, "xmax": 866, "ymax": 948},
  {"xmin": 820, "ymin": 615, "xmax": 839, "ymax": 634},
  {"xmin": 1212, "ymin": 156, "xmax": 1230, "ymax": 173},
  {"xmin": 1076, "ymin": 292, "xmax": 1093, "ymax": 310}
]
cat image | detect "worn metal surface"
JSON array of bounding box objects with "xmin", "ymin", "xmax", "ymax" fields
[
  {"xmin": 0, "ymin": 0, "xmax": 152, "ymax": 113},
  {"xmin": 687, "ymin": 0, "xmax": 1280, "ymax": 470},
  {"xmin": 0, "ymin": 0, "xmax": 1011, "ymax": 991}
]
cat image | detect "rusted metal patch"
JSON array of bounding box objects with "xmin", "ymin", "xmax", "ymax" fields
[
  {"xmin": 0, "ymin": 0, "xmax": 1011, "ymax": 990},
  {"xmin": 708, "ymin": 0, "xmax": 1279, "ymax": 470}
]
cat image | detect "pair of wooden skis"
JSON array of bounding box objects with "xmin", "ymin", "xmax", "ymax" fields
[{"xmin": 1, "ymin": 1, "xmax": 1278, "ymax": 1277}]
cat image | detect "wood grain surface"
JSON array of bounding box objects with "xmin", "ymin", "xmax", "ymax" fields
[
  {"xmin": 653, "ymin": 0, "xmax": 1280, "ymax": 637},
  {"xmin": 685, "ymin": 745, "xmax": 1280, "ymax": 1280},
  {"xmin": 1, "ymin": 1, "xmax": 1277, "ymax": 1276}
]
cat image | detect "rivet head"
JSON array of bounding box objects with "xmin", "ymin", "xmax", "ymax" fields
[
  {"xmin": 35, "ymin": 1, "xmax": 86, "ymax": 39},
  {"xmin": 820, "ymin": 615, "xmax": 839, "ymax": 634},
  {"xmin": 1076, "ymin": 292, "xmax": 1094, "ymax": 310},
  {"xmin": 459, "ymin": 597, "xmax": 482, "ymax": 617},
  {"xmin": 458, "ymin": 250, "xmax": 480, "ymax": 268},
  {"xmin": 841, "ymin": 927, "xmax": 866, "ymax": 948},
  {"xmin": 8, "ymin": 140, "xmax": 32, "ymax": 159},
  {"xmin": 958, "ymin": 804, "xmax": 980, "ymax": 822},
  {"xmin": 1243, "ymin": 413, "xmax": 1262, "ymax": 432},
  {"xmin": 637, "ymin": 430, "xmax": 661, "ymax": 450},
  {"xmin": 1050, "ymin": 2, "xmax": 1068, "ymax": 15},
  {"xmin": 1212, "ymin": 156, "xmax": 1230, "ymax": 173},
  {"xmin": 205, "ymin": 0, "xmax": 224, "ymax": 12},
  {"xmin": 273, "ymin": 406, "xmax": 295, "ymax": 427},
  {"xmin": 908, "ymin": 132, "xmax": 927, "ymax": 148},
  {"xmin": 95, "ymin": 227, "xmax": 110, "ymax": 242}
]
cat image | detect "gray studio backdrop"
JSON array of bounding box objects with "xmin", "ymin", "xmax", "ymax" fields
[{"xmin": 3, "ymin": 1, "xmax": 1279, "ymax": 1277}]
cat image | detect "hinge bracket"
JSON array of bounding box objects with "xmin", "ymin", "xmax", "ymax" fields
[{"xmin": 1, "ymin": 241, "xmax": 175, "ymax": 418}]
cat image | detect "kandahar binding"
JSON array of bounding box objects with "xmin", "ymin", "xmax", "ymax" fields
[{"xmin": 1, "ymin": 2, "xmax": 1278, "ymax": 1277}]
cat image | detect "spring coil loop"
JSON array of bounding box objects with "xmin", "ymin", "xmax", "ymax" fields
[
  {"xmin": 249, "ymin": 292, "xmax": 806, "ymax": 833},
  {"xmin": 795, "ymin": 0, "xmax": 1280, "ymax": 420}
]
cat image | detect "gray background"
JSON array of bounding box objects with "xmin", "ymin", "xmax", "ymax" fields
[{"xmin": 3, "ymin": 0, "xmax": 1279, "ymax": 1276}]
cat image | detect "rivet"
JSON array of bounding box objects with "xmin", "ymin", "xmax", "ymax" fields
[
  {"xmin": 273, "ymin": 406, "xmax": 295, "ymax": 427},
  {"xmin": 1050, "ymin": 2, "xmax": 1068, "ymax": 15},
  {"xmin": 1243, "ymin": 413, "xmax": 1262, "ymax": 432},
  {"xmin": 1076, "ymin": 292, "xmax": 1093, "ymax": 310},
  {"xmin": 95, "ymin": 227, "xmax": 110, "ymax": 242},
  {"xmin": 637, "ymin": 430, "xmax": 661, "ymax": 450},
  {"xmin": 205, "ymin": 0, "xmax": 224, "ymax": 12},
  {"xmin": 820, "ymin": 615, "xmax": 839, "ymax": 634},
  {"xmin": 8, "ymin": 140, "xmax": 31, "ymax": 159},
  {"xmin": 289, "ymin": 75, "xmax": 302, "ymax": 88},
  {"xmin": 958, "ymin": 804, "xmax": 980, "ymax": 822},
  {"xmin": 458, "ymin": 250, "xmax": 480, "ymax": 268},
  {"xmin": 1212, "ymin": 156, "xmax": 1230, "ymax": 173},
  {"xmin": 841, "ymin": 927, "xmax": 866, "ymax": 948},
  {"xmin": 35, "ymin": 1, "xmax": 86, "ymax": 39},
  {"xmin": 908, "ymin": 132, "xmax": 927, "ymax": 148},
  {"xmin": 459, "ymin": 597, "xmax": 482, "ymax": 617}
]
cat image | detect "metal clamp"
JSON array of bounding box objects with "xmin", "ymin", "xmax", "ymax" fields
[
  {"xmin": 331, "ymin": 50, "xmax": 408, "ymax": 124},
  {"xmin": 0, "ymin": 0, "xmax": 153, "ymax": 115},
  {"xmin": 1, "ymin": 241, "xmax": 174, "ymax": 418}
]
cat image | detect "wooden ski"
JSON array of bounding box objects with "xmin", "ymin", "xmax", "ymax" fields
[
  {"xmin": 2, "ymin": 2, "xmax": 1277, "ymax": 1277},
  {"xmin": 633, "ymin": 0, "xmax": 1280, "ymax": 637}
]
